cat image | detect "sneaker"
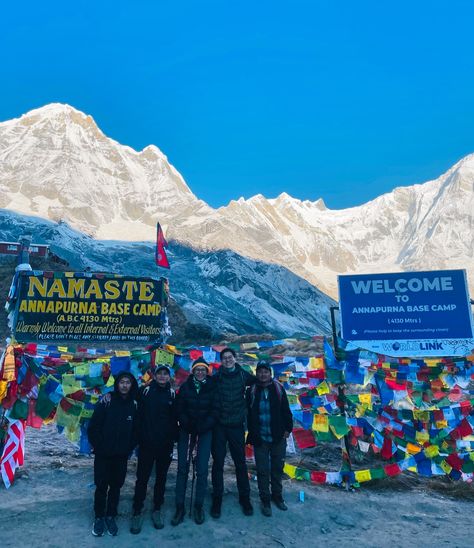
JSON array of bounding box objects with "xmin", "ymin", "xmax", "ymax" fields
[
  {"xmin": 261, "ymin": 502, "xmax": 272, "ymax": 517},
  {"xmin": 210, "ymin": 496, "xmax": 222, "ymax": 519},
  {"xmin": 92, "ymin": 517, "xmax": 105, "ymax": 537},
  {"xmin": 271, "ymin": 496, "xmax": 288, "ymax": 511},
  {"xmin": 130, "ymin": 513, "xmax": 143, "ymax": 535},
  {"xmin": 151, "ymin": 508, "xmax": 164, "ymax": 529},
  {"xmin": 239, "ymin": 496, "xmax": 254, "ymax": 516},
  {"xmin": 171, "ymin": 505, "xmax": 185, "ymax": 526},
  {"xmin": 194, "ymin": 504, "xmax": 205, "ymax": 525},
  {"xmin": 105, "ymin": 516, "xmax": 118, "ymax": 536}
]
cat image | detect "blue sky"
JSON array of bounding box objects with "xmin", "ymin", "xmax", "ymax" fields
[{"xmin": 1, "ymin": 1, "xmax": 473, "ymax": 209}]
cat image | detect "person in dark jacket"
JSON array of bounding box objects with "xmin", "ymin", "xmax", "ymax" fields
[
  {"xmin": 211, "ymin": 347, "xmax": 256, "ymax": 518},
  {"xmin": 130, "ymin": 364, "xmax": 178, "ymax": 535},
  {"xmin": 172, "ymin": 357, "xmax": 219, "ymax": 526},
  {"xmin": 88, "ymin": 371, "xmax": 138, "ymax": 537},
  {"xmin": 246, "ymin": 360, "xmax": 293, "ymax": 517}
]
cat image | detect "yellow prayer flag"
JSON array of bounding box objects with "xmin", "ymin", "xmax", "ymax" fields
[
  {"xmin": 115, "ymin": 350, "xmax": 131, "ymax": 357},
  {"xmin": 312, "ymin": 414, "xmax": 329, "ymax": 433},
  {"xmin": 155, "ymin": 349, "xmax": 174, "ymax": 366},
  {"xmin": 309, "ymin": 357, "xmax": 325, "ymax": 370},
  {"xmin": 415, "ymin": 431, "xmax": 429, "ymax": 444},
  {"xmin": 359, "ymin": 393, "xmax": 372, "ymax": 406},
  {"xmin": 283, "ymin": 463, "xmax": 297, "ymax": 478},
  {"xmin": 57, "ymin": 346, "xmax": 68, "ymax": 353},
  {"xmin": 413, "ymin": 410, "xmax": 430, "ymax": 422},
  {"xmin": 354, "ymin": 469, "xmax": 371, "ymax": 483},
  {"xmin": 0, "ymin": 380, "xmax": 7, "ymax": 401},
  {"xmin": 106, "ymin": 375, "xmax": 115, "ymax": 387},
  {"xmin": 424, "ymin": 445, "xmax": 439, "ymax": 458},
  {"xmin": 316, "ymin": 381, "xmax": 330, "ymax": 395},
  {"xmin": 435, "ymin": 420, "xmax": 448, "ymax": 429},
  {"xmin": 74, "ymin": 364, "xmax": 90, "ymax": 376},
  {"xmin": 440, "ymin": 460, "xmax": 452, "ymax": 474},
  {"xmin": 425, "ymin": 359, "xmax": 438, "ymax": 367}
]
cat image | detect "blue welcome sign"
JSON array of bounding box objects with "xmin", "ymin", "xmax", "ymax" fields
[{"xmin": 338, "ymin": 269, "xmax": 474, "ymax": 357}]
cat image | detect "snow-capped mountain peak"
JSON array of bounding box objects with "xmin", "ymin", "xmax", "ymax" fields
[{"xmin": 0, "ymin": 103, "xmax": 473, "ymax": 300}]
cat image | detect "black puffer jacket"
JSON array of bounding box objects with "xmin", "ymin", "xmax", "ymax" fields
[
  {"xmin": 87, "ymin": 372, "xmax": 139, "ymax": 456},
  {"xmin": 137, "ymin": 380, "xmax": 178, "ymax": 449},
  {"xmin": 176, "ymin": 375, "xmax": 219, "ymax": 434},
  {"xmin": 214, "ymin": 364, "xmax": 256, "ymax": 427},
  {"xmin": 246, "ymin": 381, "xmax": 293, "ymax": 447}
]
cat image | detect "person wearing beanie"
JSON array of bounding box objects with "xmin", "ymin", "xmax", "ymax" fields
[
  {"xmin": 246, "ymin": 360, "xmax": 293, "ymax": 517},
  {"xmin": 172, "ymin": 357, "xmax": 219, "ymax": 526},
  {"xmin": 130, "ymin": 364, "xmax": 178, "ymax": 534},
  {"xmin": 211, "ymin": 347, "xmax": 256, "ymax": 518},
  {"xmin": 88, "ymin": 371, "xmax": 139, "ymax": 537}
]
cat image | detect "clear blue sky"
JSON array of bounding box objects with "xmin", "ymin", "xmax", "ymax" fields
[{"xmin": 1, "ymin": 1, "xmax": 473, "ymax": 209}]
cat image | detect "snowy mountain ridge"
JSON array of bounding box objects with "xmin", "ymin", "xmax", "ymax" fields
[{"xmin": 0, "ymin": 103, "xmax": 473, "ymax": 300}]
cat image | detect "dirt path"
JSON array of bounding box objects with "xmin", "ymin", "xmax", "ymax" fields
[{"xmin": 1, "ymin": 426, "xmax": 473, "ymax": 547}]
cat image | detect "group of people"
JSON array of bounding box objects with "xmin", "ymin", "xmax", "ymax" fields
[{"xmin": 87, "ymin": 347, "xmax": 293, "ymax": 537}]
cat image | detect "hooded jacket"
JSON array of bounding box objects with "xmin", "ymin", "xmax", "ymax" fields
[
  {"xmin": 176, "ymin": 374, "xmax": 219, "ymax": 434},
  {"xmin": 87, "ymin": 372, "xmax": 139, "ymax": 457},
  {"xmin": 136, "ymin": 380, "xmax": 178, "ymax": 449}
]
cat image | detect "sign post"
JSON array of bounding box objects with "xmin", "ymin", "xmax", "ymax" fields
[
  {"xmin": 338, "ymin": 269, "xmax": 474, "ymax": 357},
  {"xmin": 11, "ymin": 271, "xmax": 168, "ymax": 344}
]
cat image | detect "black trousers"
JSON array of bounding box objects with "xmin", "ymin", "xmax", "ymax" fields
[
  {"xmin": 94, "ymin": 454, "xmax": 128, "ymax": 518},
  {"xmin": 133, "ymin": 444, "xmax": 173, "ymax": 513},
  {"xmin": 175, "ymin": 429, "xmax": 212, "ymax": 507},
  {"xmin": 253, "ymin": 438, "xmax": 286, "ymax": 502},
  {"xmin": 211, "ymin": 423, "xmax": 250, "ymax": 499}
]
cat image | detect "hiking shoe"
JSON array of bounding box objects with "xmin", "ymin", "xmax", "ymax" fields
[
  {"xmin": 130, "ymin": 513, "xmax": 143, "ymax": 535},
  {"xmin": 271, "ymin": 496, "xmax": 288, "ymax": 511},
  {"xmin": 194, "ymin": 504, "xmax": 205, "ymax": 525},
  {"xmin": 210, "ymin": 496, "xmax": 222, "ymax": 519},
  {"xmin": 261, "ymin": 502, "xmax": 272, "ymax": 517},
  {"xmin": 171, "ymin": 505, "xmax": 185, "ymax": 526},
  {"xmin": 92, "ymin": 517, "xmax": 105, "ymax": 537},
  {"xmin": 151, "ymin": 509, "xmax": 164, "ymax": 529},
  {"xmin": 105, "ymin": 516, "xmax": 118, "ymax": 536},
  {"xmin": 239, "ymin": 497, "xmax": 254, "ymax": 516}
]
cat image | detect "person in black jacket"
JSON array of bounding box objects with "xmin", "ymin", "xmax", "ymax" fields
[
  {"xmin": 246, "ymin": 360, "xmax": 293, "ymax": 517},
  {"xmin": 171, "ymin": 357, "xmax": 219, "ymax": 526},
  {"xmin": 130, "ymin": 364, "xmax": 177, "ymax": 535},
  {"xmin": 211, "ymin": 347, "xmax": 256, "ymax": 518},
  {"xmin": 88, "ymin": 371, "xmax": 138, "ymax": 537}
]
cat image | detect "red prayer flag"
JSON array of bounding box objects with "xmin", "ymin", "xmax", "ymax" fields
[
  {"xmin": 155, "ymin": 223, "xmax": 170, "ymax": 269},
  {"xmin": 292, "ymin": 428, "xmax": 316, "ymax": 449},
  {"xmin": 384, "ymin": 463, "xmax": 401, "ymax": 477},
  {"xmin": 446, "ymin": 453, "xmax": 463, "ymax": 471},
  {"xmin": 310, "ymin": 471, "xmax": 327, "ymax": 484}
]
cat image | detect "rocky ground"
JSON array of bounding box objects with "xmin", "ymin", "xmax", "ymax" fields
[{"xmin": 1, "ymin": 425, "xmax": 473, "ymax": 547}]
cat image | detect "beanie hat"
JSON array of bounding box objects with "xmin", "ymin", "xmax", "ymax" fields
[
  {"xmin": 154, "ymin": 364, "xmax": 171, "ymax": 375},
  {"xmin": 256, "ymin": 360, "xmax": 273, "ymax": 373},
  {"xmin": 191, "ymin": 357, "xmax": 210, "ymax": 373}
]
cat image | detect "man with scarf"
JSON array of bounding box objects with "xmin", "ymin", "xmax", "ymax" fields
[
  {"xmin": 246, "ymin": 360, "xmax": 293, "ymax": 517},
  {"xmin": 172, "ymin": 357, "xmax": 219, "ymax": 525}
]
